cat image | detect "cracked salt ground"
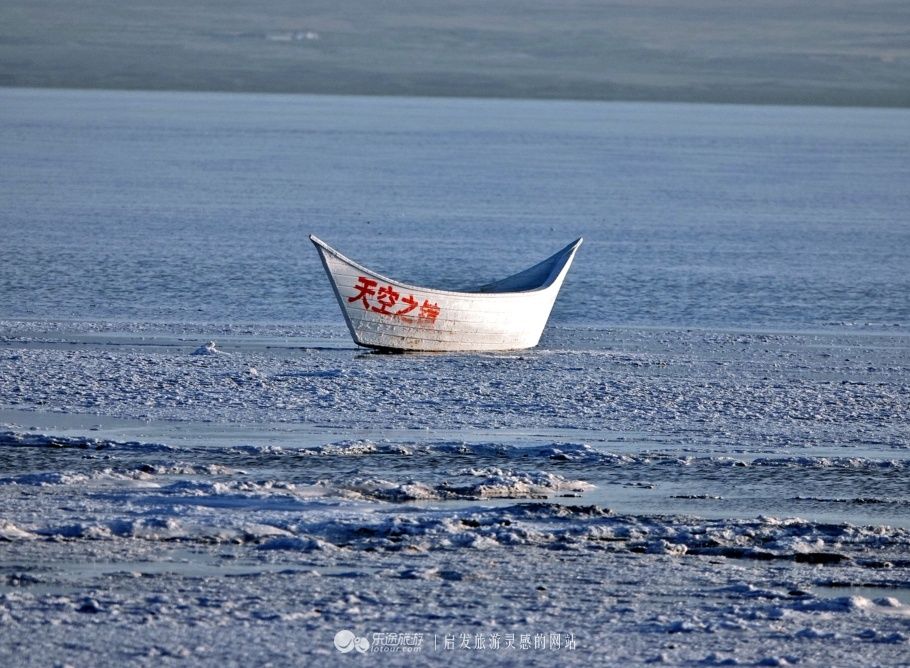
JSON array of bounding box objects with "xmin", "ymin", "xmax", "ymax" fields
[
  {"xmin": 2, "ymin": 519, "xmax": 910, "ymax": 666},
  {"xmin": 2, "ymin": 346, "xmax": 909, "ymax": 668},
  {"xmin": 1, "ymin": 276, "xmax": 909, "ymax": 668},
  {"xmin": 1, "ymin": 355, "xmax": 910, "ymax": 668}
]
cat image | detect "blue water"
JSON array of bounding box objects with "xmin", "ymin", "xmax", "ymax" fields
[{"xmin": 1, "ymin": 88, "xmax": 908, "ymax": 329}]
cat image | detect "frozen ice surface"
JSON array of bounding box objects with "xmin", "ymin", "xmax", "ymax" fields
[{"xmin": 1, "ymin": 320, "xmax": 909, "ymax": 666}]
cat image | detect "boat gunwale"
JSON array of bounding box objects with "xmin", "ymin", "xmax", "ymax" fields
[{"xmin": 309, "ymin": 234, "xmax": 582, "ymax": 299}]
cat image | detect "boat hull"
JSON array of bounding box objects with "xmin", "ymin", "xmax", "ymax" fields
[{"xmin": 311, "ymin": 236, "xmax": 581, "ymax": 352}]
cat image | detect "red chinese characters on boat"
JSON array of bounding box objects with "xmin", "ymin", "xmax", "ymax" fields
[
  {"xmin": 349, "ymin": 276, "xmax": 377, "ymax": 309},
  {"xmin": 347, "ymin": 276, "xmax": 440, "ymax": 324}
]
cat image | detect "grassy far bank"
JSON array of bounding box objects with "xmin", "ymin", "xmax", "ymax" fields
[{"xmin": 1, "ymin": 0, "xmax": 908, "ymax": 106}]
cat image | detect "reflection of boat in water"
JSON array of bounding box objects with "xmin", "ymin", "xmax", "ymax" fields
[{"xmin": 310, "ymin": 235, "xmax": 583, "ymax": 352}]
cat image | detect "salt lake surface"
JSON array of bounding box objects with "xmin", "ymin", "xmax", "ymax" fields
[{"xmin": 1, "ymin": 88, "xmax": 909, "ymax": 666}]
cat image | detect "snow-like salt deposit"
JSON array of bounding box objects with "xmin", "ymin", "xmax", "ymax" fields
[
  {"xmin": 1, "ymin": 320, "xmax": 908, "ymax": 666},
  {"xmin": 191, "ymin": 341, "xmax": 228, "ymax": 356}
]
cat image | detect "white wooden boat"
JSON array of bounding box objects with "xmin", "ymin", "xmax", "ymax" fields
[{"xmin": 310, "ymin": 235, "xmax": 582, "ymax": 352}]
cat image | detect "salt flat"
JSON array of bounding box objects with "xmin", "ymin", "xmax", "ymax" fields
[
  {"xmin": 1, "ymin": 320, "xmax": 908, "ymax": 666},
  {"xmin": 1, "ymin": 89, "xmax": 908, "ymax": 665}
]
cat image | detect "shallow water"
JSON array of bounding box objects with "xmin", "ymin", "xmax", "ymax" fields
[{"xmin": 1, "ymin": 88, "xmax": 909, "ymax": 329}]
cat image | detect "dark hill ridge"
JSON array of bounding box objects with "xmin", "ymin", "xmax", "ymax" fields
[{"xmin": 1, "ymin": 0, "xmax": 908, "ymax": 106}]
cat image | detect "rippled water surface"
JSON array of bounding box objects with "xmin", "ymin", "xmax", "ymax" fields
[{"xmin": 1, "ymin": 88, "xmax": 908, "ymax": 328}]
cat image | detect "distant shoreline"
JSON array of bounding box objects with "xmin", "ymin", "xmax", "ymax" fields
[
  {"xmin": 4, "ymin": 83, "xmax": 909, "ymax": 110},
  {"xmin": 3, "ymin": 0, "xmax": 907, "ymax": 109}
]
